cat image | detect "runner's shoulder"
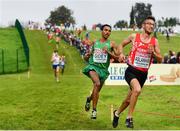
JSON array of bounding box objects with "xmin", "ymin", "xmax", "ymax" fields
[{"xmin": 130, "ymin": 33, "xmax": 136, "ymax": 39}]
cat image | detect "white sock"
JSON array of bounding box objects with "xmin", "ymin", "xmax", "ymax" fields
[
  {"xmin": 127, "ymin": 116, "xmax": 132, "ymax": 119},
  {"xmin": 115, "ymin": 111, "xmax": 119, "ymax": 117}
]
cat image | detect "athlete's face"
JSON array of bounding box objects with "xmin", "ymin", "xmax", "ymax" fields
[
  {"xmin": 142, "ymin": 19, "xmax": 155, "ymax": 34},
  {"xmin": 102, "ymin": 26, "xmax": 111, "ymax": 39}
]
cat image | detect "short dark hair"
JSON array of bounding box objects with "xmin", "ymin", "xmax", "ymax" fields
[
  {"xmin": 144, "ymin": 16, "xmax": 156, "ymax": 22},
  {"xmin": 54, "ymin": 50, "xmax": 58, "ymax": 53},
  {"xmin": 101, "ymin": 24, "xmax": 112, "ymax": 31}
]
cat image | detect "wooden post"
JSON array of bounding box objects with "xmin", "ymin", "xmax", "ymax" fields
[
  {"xmin": 111, "ymin": 104, "xmax": 114, "ymax": 121},
  {"xmin": 27, "ymin": 68, "xmax": 30, "ymax": 79}
]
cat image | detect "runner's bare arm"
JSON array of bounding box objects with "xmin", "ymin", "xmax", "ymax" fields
[
  {"xmin": 83, "ymin": 40, "xmax": 95, "ymax": 61},
  {"xmin": 153, "ymin": 39, "xmax": 162, "ymax": 63},
  {"xmin": 117, "ymin": 34, "xmax": 135, "ymax": 62},
  {"xmin": 51, "ymin": 54, "xmax": 54, "ymax": 62},
  {"xmin": 117, "ymin": 34, "xmax": 135, "ymax": 55},
  {"xmin": 108, "ymin": 41, "xmax": 119, "ymax": 60},
  {"xmin": 88, "ymin": 40, "xmax": 95, "ymax": 55}
]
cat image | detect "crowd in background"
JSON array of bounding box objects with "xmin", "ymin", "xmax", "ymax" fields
[
  {"xmin": 163, "ymin": 50, "xmax": 180, "ymax": 64},
  {"xmin": 44, "ymin": 23, "xmax": 180, "ymax": 64},
  {"xmin": 45, "ymin": 23, "xmax": 92, "ymax": 60}
]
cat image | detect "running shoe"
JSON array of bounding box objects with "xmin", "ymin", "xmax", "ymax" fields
[
  {"xmin": 112, "ymin": 110, "xmax": 119, "ymax": 128},
  {"xmin": 85, "ymin": 97, "xmax": 91, "ymax": 111},
  {"xmin": 125, "ymin": 118, "xmax": 134, "ymax": 128},
  {"xmin": 91, "ymin": 110, "xmax": 97, "ymax": 119}
]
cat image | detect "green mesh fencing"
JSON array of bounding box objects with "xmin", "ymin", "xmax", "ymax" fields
[
  {"xmin": 15, "ymin": 19, "xmax": 30, "ymax": 67},
  {"xmin": 0, "ymin": 48, "xmax": 28, "ymax": 74}
]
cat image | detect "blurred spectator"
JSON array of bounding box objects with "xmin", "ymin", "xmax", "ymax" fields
[
  {"xmin": 176, "ymin": 52, "xmax": 180, "ymax": 64},
  {"xmin": 55, "ymin": 36, "xmax": 61, "ymax": 49},
  {"xmin": 85, "ymin": 31, "xmax": 90, "ymax": 39},
  {"xmin": 166, "ymin": 29, "xmax": 170, "ymax": 41},
  {"xmin": 168, "ymin": 50, "xmax": 176, "ymax": 63},
  {"xmin": 76, "ymin": 28, "xmax": 82, "ymax": 37},
  {"xmin": 163, "ymin": 53, "xmax": 169, "ymax": 63}
]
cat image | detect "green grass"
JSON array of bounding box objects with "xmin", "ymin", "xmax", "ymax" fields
[
  {"xmin": 0, "ymin": 28, "xmax": 27, "ymax": 74},
  {"xmin": 0, "ymin": 29, "xmax": 179, "ymax": 129}
]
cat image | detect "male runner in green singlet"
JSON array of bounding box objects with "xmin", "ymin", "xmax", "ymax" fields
[{"xmin": 83, "ymin": 24, "xmax": 118, "ymax": 119}]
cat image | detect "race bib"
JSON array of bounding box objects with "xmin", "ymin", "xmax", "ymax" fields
[
  {"xmin": 93, "ymin": 48, "xmax": 108, "ymax": 63},
  {"xmin": 133, "ymin": 55, "xmax": 150, "ymax": 68}
]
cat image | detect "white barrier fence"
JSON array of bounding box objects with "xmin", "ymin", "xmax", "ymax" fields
[{"xmin": 105, "ymin": 63, "xmax": 180, "ymax": 85}]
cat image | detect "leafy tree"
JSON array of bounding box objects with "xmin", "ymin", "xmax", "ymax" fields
[
  {"xmin": 114, "ymin": 20, "xmax": 128, "ymax": 30},
  {"xmin": 164, "ymin": 18, "xmax": 170, "ymax": 27},
  {"xmin": 129, "ymin": 6, "xmax": 135, "ymax": 28},
  {"xmin": 168, "ymin": 17, "xmax": 180, "ymax": 26},
  {"xmin": 158, "ymin": 17, "xmax": 180, "ymax": 27},
  {"xmin": 134, "ymin": 3, "xmax": 152, "ymax": 28},
  {"xmin": 46, "ymin": 5, "xmax": 75, "ymax": 27},
  {"xmin": 157, "ymin": 20, "xmax": 164, "ymax": 27},
  {"xmin": 82, "ymin": 24, "xmax": 87, "ymax": 31}
]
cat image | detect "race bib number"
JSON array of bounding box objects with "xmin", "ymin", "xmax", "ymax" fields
[
  {"xmin": 133, "ymin": 55, "xmax": 150, "ymax": 68},
  {"xmin": 93, "ymin": 48, "xmax": 108, "ymax": 63}
]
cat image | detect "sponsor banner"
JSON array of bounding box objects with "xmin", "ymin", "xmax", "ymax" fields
[{"xmin": 105, "ymin": 63, "xmax": 180, "ymax": 85}]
